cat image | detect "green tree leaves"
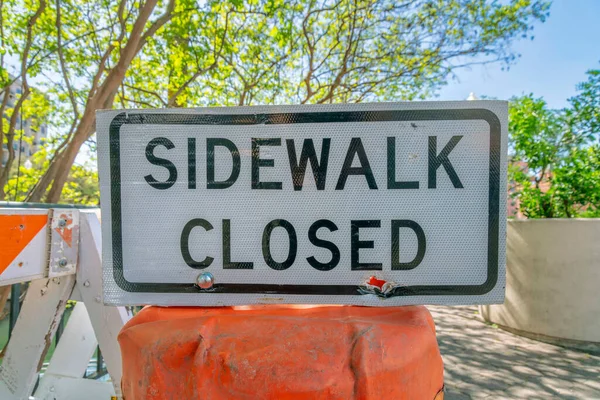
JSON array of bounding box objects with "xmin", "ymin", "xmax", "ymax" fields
[
  {"xmin": 509, "ymin": 66, "xmax": 600, "ymax": 218},
  {"xmin": 568, "ymin": 68, "xmax": 600, "ymax": 142},
  {"xmin": 1, "ymin": 0, "xmax": 551, "ymax": 203},
  {"xmin": 120, "ymin": 0, "xmax": 552, "ymax": 107}
]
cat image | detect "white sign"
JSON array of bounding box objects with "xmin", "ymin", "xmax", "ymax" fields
[{"xmin": 98, "ymin": 102, "xmax": 507, "ymax": 306}]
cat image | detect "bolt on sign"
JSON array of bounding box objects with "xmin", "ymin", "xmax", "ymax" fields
[{"xmin": 98, "ymin": 102, "xmax": 507, "ymax": 306}]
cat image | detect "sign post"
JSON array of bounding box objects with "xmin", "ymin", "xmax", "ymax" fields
[{"xmin": 98, "ymin": 102, "xmax": 507, "ymax": 306}]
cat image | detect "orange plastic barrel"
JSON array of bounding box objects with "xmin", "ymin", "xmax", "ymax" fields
[{"xmin": 119, "ymin": 305, "xmax": 444, "ymax": 399}]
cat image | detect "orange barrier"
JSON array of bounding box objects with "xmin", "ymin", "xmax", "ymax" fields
[{"xmin": 119, "ymin": 305, "xmax": 444, "ymax": 399}]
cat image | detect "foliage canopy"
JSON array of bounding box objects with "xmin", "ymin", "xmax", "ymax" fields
[
  {"xmin": 509, "ymin": 66, "xmax": 600, "ymax": 218},
  {"xmin": 0, "ymin": 0, "xmax": 550, "ymax": 203}
]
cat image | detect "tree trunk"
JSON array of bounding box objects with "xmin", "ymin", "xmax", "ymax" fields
[
  {"xmin": 45, "ymin": 133, "xmax": 89, "ymax": 203},
  {"xmin": 44, "ymin": 109, "xmax": 96, "ymax": 203},
  {"xmin": 25, "ymin": 154, "xmax": 62, "ymax": 202},
  {"xmin": 29, "ymin": 0, "xmax": 166, "ymax": 203}
]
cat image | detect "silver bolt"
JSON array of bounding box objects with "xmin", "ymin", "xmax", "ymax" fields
[
  {"xmin": 58, "ymin": 258, "xmax": 68, "ymax": 268},
  {"xmin": 95, "ymin": 296, "xmax": 101, "ymax": 303},
  {"xmin": 49, "ymin": 386, "xmax": 55, "ymax": 392},
  {"xmin": 196, "ymin": 272, "xmax": 214, "ymax": 289},
  {"xmin": 83, "ymin": 280, "xmax": 90, "ymax": 287},
  {"xmin": 58, "ymin": 218, "xmax": 67, "ymax": 228}
]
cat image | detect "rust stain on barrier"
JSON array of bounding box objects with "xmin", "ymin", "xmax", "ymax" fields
[
  {"xmin": 53, "ymin": 213, "xmax": 74, "ymax": 247},
  {"xmin": 37, "ymin": 298, "xmax": 65, "ymax": 371}
]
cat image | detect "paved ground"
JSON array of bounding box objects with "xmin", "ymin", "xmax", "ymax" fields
[{"xmin": 429, "ymin": 306, "xmax": 600, "ymax": 399}]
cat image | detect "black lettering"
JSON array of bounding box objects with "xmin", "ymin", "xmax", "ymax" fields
[
  {"xmin": 351, "ymin": 220, "xmax": 382, "ymax": 270},
  {"xmin": 180, "ymin": 219, "xmax": 214, "ymax": 269},
  {"xmin": 207, "ymin": 138, "xmax": 241, "ymax": 189},
  {"xmin": 307, "ymin": 219, "xmax": 340, "ymax": 271},
  {"xmin": 428, "ymin": 136, "xmax": 463, "ymax": 188},
  {"xmin": 391, "ymin": 220, "xmax": 426, "ymax": 270},
  {"xmin": 286, "ymin": 139, "xmax": 330, "ymax": 190},
  {"xmin": 222, "ymin": 219, "xmax": 253, "ymax": 269},
  {"xmin": 144, "ymin": 137, "xmax": 177, "ymax": 190},
  {"xmin": 252, "ymin": 138, "xmax": 282, "ymax": 189},
  {"xmin": 262, "ymin": 219, "xmax": 297, "ymax": 270},
  {"xmin": 336, "ymin": 138, "xmax": 377, "ymax": 190},
  {"xmin": 188, "ymin": 138, "xmax": 196, "ymax": 189},
  {"xmin": 387, "ymin": 137, "xmax": 419, "ymax": 189}
]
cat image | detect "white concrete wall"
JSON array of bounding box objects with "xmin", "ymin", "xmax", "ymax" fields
[{"xmin": 481, "ymin": 219, "xmax": 600, "ymax": 344}]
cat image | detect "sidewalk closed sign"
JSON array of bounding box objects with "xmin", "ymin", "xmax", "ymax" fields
[{"xmin": 98, "ymin": 102, "xmax": 507, "ymax": 306}]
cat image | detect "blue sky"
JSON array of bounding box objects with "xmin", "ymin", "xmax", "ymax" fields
[{"xmin": 434, "ymin": 0, "xmax": 600, "ymax": 109}]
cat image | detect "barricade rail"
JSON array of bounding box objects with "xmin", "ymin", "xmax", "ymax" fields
[{"xmin": 0, "ymin": 204, "xmax": 128, "ymax": 399}]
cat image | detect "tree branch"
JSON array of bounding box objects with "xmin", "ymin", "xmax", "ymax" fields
[
  {"xmin": 135, "ymin": 0, "xmax": 175, "ymax": 54},
  {"xmin": 89, "ymin": 0, "xmax": 129, "ymax": 100},
  {"xmin": 55, "ymin": 0, "xmax": 79, "ymax": 120},
  {"xmin": 120, "ymin": 96, "xmax": 157, "ymax": 108},
  {"xmin": 123, "ymin": 82, "xmax": 167, "ymax": 106},
  {"xmin": 96, "ymin": 0, "xmax": 171, "ymax": 106},
  {"xmin": 167, "ymin": 7, "xmax": 232, "ymax": 106},
  {"xmin": 317, "ymin": 0, "xmax": 360, "ymax": 104}
]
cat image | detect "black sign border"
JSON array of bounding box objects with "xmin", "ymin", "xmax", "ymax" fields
[{"xmin": 109, "ymin": 109, "xmax": 501, "ymax": 296}]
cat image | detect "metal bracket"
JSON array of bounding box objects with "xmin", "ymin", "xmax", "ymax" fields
[{"xmin": 48, "ymin": 209, "xmax": 80, "ymax": 278}]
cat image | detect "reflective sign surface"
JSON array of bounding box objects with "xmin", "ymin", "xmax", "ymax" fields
[{"xmin": 98, "ymin": 102, "xmax": 507, "ymax": 306}]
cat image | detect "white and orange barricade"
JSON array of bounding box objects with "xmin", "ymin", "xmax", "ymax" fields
[{"xmin": 0, "ymin": 206, "xmax": 129, "ymax": 400}]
